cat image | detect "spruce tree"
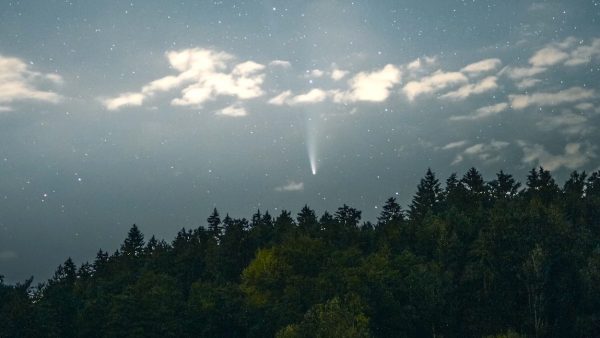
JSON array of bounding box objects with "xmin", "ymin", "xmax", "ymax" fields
[
  {"xmin": 409, "ymin": 168, "xmax": 442, "ymax": 222},
  {"xmin": 121, "ymin": 224, "xmax": 145, "ymax": 257}
]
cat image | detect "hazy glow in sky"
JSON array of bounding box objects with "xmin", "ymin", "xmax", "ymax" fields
[{"xmin": 1, "ymin": 0, "xmax": 600, "ymax": 282}]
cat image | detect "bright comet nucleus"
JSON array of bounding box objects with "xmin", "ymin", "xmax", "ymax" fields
[{"xmin": 306, "ymin": 116, "xmax": 319, "ymax": 175}]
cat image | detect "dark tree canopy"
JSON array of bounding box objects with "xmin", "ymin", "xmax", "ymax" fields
[{"xmin": 2, "ymin": 167, "xmax": 600, "ymax": 338}]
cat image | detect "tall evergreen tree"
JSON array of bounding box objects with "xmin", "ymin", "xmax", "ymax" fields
[
  {"xmin": 207, "ymin": 208, "xmax": 222, "ymax": 239},
  {"xmin": 121, "ymin": 224, "xmax": 145, "ymax": 257},
  {"xmin": 409, "ymin": 168, "xmax": 442, "ymax": 222},
  {"xmin": 377, "ymin": 197, "xmax": 404, "ymax": 226},
  {"xmin": 297, "ymin": 205, "xmax": 319, "ymax": 234},
  {"xmin": 335, "ymin": 204, "xmax": 362, "ymax": 228},
  {"xmin": 489, "ymin": 170, "xmax": 521, "ymax": 201}
]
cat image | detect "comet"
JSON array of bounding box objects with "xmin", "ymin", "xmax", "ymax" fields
[{"xmin": 306, "ymin": 116, "xmax": 318, "ymax": 175}]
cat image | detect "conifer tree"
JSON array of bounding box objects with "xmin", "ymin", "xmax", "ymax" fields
[
  {"xmin": 409, "ymin": 168, "xmax": 442, "ymax": 222},
  {"xmin": 121, "ymin": 224, "xmax": 145, "ymax": 257},
  {"xmin": 207, "ymin": 208, "xmax": 222, "ymax": 239}
]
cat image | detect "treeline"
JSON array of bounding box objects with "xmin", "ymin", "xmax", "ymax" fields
[{"xmin": 2, "ymin": 167, "xmax": 600, "ymax": 337}]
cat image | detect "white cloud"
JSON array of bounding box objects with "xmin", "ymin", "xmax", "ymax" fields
[
  {"xmin": 291, "ymin": 88, "xmax": 328, "ymax": 104},
  {"xmin": 440, "ymin": 76, "xmax": 498, "ymax": 100},
  {"xmin": 275, "ymin": 181, "xmax": 304, "ymax": 192},
  {"xmin": 441, "ymin": 140, "xmax": 468, "ymax": 150},
  {"xmin": 500, "ymin": 66, "xmax": 546, "ymax": 80},
  {"xmin": 406, "ymin": 56, "xmax": 436, "ymax": 71},
  {"xmin": 509, "ymin": 87, "xmax": 595, "ymax": 110},
  {"xmin": 233, "ymin": 61, "xmax": 266, "ymax": 76},
  {"xmin": 402, "ymin": 70, "xmax": 467, "ymax": 101},
  {"xmin": 331, "ymin": 68, "xmax": 349, "ymax": 81},
  {"xmin": 167, "ymin": 48, "xmax": 231, "ymax": 72},
  {"xmin": 269, "ymin": 60, "xmax": 291, "ymax": 68},
  {"xmin": 216, "ymin": 104, "xmax": 247, "ymax": 117},
  {"xmin": 461, "ymin": 58, "xmax": 501, "ymax": 74},
  {"xmin": 308, "ymin": 69, "xmax": 324, "ymax": 78},
  {"xmin": 336, "ymin": 64, "xmax": 401, "ymax": 102},
  {"xmin": 520, "ymin": 141, "xmax": 596, "ymax": 171},
  {"xmin": 103, "ymin": 92, "xmax": 145, "ymax": 110},
  {"xmin": 407, "ymin": 58, "xmax": 422, "ymax": 71},
  {"xmin": 103, "ymin": 48, "xmax": 266, "ymax": 110},
  {"xmin": 0, "ymin": 55, "xmax": 63, "ymax": 108},
  {"xmin": 450, "ymin": 102, "xmax": 508, "ymax": 121},
  {"xmin": 575, "ymin": 102, "xmax": 594, "ymax": 111},
  {"xmin": 141, "ymin": 75, "xmax": 183, "ymax": 94},
  {"xmin": 268, "ymin": 88, "xmax": 329, "ymax": 106},
  {"xmin": 268, "ymin": 90, "xmax": 292, "ymax": 105},
  {"xmin": 536, "ymin": 111, "xmax": 593, "ymax": 135},
  {"xmin": 565, "ymin": 38, "xmax": 600, "ymax": 66},
  {"xmin": 452, "ymin": 140, "xmax": 509, "ymax": 165},
  {"xmin": 0, "ymin": 106, "xmax": 12, "ymax": 112},
  {"xmin": 516, "ymin": 78, "xmax": 542, "ymax": 89},
  {"xmin": 529, "ymin": 46, "xmax": 569, "ymax": 67}
]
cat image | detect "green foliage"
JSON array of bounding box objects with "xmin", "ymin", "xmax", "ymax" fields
[
  {"xmin": 276, "ymin": 295, "xmax": 372, "ymax": 338},
  {"xmin": 2, "ymin": 167, "xmax": 600, "ymax": 337}
]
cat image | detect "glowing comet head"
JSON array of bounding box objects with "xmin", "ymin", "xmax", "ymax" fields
[
  {"xmin": 307, "ymin": 122, "xmax": 318, "ymax": 175},
  {"xmin": 310, "ymin": 157, "xmax": 317, "ymax": 175}
]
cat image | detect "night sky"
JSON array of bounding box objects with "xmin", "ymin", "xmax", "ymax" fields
[{"xmin": 1, "ymin": 0, "xmax": 600, "ymax": 283}]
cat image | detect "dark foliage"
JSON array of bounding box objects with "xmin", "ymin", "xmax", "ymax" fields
[{"xmin": 2, "ymin": 168, "xmax": 600, "ymax": 337}]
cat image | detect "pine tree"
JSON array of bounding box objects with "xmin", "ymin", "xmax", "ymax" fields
[
  {"xmin": 461, "ymin": 167, "xmax": 485, "ymax": 195},
  {"xmin": 377, "ymin": 197, "xmax": 403, "ymax": 226},
  {"xmin": 207, "ymin": 208, "xmax": 222, "ymax": 239},
  {"xmin": 409, "ymin": 168, "xmax": 442, "ymax": 222},
  {"xmin": 297, "ymin": 205, "xmax": 318, "ymax": 233},
  {"xmin": 526, "ymin": 167, "xmax": 559, "ymax": 203},
  {"xmin": 488, "ymin": 170, "xmax": 521, "ymax": 201},
  {"xmin": 121, "ymin": 224, "xmax": 145, "ymax": 257},
  {"xmin": 334, "ymin": 204, "xmax": 362, "ymax": 228}
]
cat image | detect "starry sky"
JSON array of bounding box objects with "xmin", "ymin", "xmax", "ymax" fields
[{"xmin": 1, "ymin": 0, "xmax": 600, "ymax": 283}]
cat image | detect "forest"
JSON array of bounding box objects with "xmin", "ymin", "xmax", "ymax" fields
[{"xmin": 1, "ymin": 167, "xmax": 600, "ymax": 338}]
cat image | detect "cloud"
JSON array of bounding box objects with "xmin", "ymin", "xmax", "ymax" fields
[
  {"xmin": 172, "ymin": 59, "xmax": 265, "ymax": 106},
  {"xmin": 574, "ymin": 102, "xmax": 600, "ymax": 113},
  {"xmin": 268, "ymin": 88, "xmax": 329, "ymax": 106},
  {"xmin": 335, "ymin": 64, "xmax": 401, "ymax": 102},
  {"xmin": 536, "ymin": 111, "xmax": 593, "ymax": 135},
  {"xmin": 216, "ymin": 103, "xmax": 247, "ymax": 117},
  {"xmin": 516, "ymin": 78, "xmax": 541, "ymax": 89},
  {"xmin": 565, "ymin": 38, "xmax": 600, "ymax": 66},
  {"xmin": 529, "ymin": 46, "xmax": 569, "ymax": 67},
  {"xmin": 103, "ymin": 48, "xmax": 266, "ymax": 110},
  {"xmin": 307, "ymin": 69, "xmax": 324, "ymax": 78},
  {"xmin": 275, "ymin": 181, "xmax": 304, "ymax": 192},
  {"xmin": 440, "ymin": 76, "xmax": 498, "ymax": 100},
  {"xmin": 441, "ymin": 140, "xmax": 468, "ymax": 150},
  {"xmin": 291, "ymin": 89, "xmax": 328, "ymax": 104},
  {"xmin": 268, "ymin": 90, "xmax": 292, "ymax": 105},
  {"xmin": 331, "ymin": 68, "xmax": 349, "ymax": 81},
  {"xmin": 460, "ymin": 58, "xmax": 501, "ymax": 74},
  {"xmin": 509, "ymin": 87, "xmax": 595, "ymax": 110},
  {"xmin": 0, "ymin": 250, "xmax": 17, "ymax": 261},
  {"xmin": 450, "ymin": 102, "xmax": 508, "ymax": 121},
  {"xmin": 523, "ymin": 37, "xmax": 600, "ymax": 69},
  {"xmin": 103, "ymin": 92, "xmax": 145, "ymax": 110},
  {"xmin": 500, "ymin": 66, "xmax": 546, "ymax": 80},
  {"xmin": 520, "ymin": 141, "xmax": 596, "ymax": 171},
  {"xmin": 575, "ymin": 102, "xmax": 594, "ymax": 111},
  {"xmin": 402, "ymin": 70, "xmax": 467, "ymax": 101},
  {"xmin": 0, "ymin": 55, "xmax": 63, "ymax": 108},
  {"xmin": 269, "ymin": 60, "xmax": 291, "ymax": 68},
  {"xmin": 406, "ymin": 56, "xmax": 436, "ymax": 72},
  {"xmin": 452, "ymin": 140, "xmax": 509, "ymax": 165}
]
